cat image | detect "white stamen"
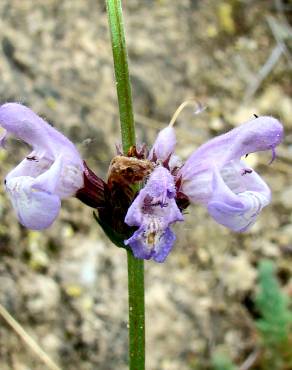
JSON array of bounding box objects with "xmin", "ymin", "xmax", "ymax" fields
[{"xmin": 169, "ymin": 99, "xmax": 205, "ymax": 127}]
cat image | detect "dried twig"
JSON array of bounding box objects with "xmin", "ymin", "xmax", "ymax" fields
[
  {"xmin": 244, "ymin": 44, "xmax": 284, "ymax": 101},
  {"xmin": 244, "ymin": 9, "xmax": 292, "ymax": 102},
  {"xmin": 239, "ymin": 349, "xmax": 261, "ymax": 370},
  {"xmin": 274, "ymin": 0, "xmax": 292, "ymax": 29},
  {"xmin": 0, "ymin": 303, "xmax": 62, "ymax": 370},
  {"xmin": 266, "ymin": 15, "xmax": 292, "ymax": 64}
]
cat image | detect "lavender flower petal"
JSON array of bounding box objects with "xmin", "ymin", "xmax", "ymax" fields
[
  {"xmin": 125, "ymin": 166, "xmax": 183, "ymax": 262},
  {"xmin": 180, "ymin": 116, "xmax": 283, "ymax": 189},
  {"xmin": 0, "ymin": 103, "xmax": 82, "ymax": 159},
  {"xmin": 179, "ymin": 116, "xmax": 283, "ymax": 231},
  {"xmin": 148, "ymin": 126, "xmax": 176, "ymax": 161},
  {"xmin": 0, "ymin": 103, "xmax": 84, "ymax": 229},
  {"xmin": 207, "ymin": 166, "xmax": 270, "ymax": 232},
  {"xmin": 5, "ymin": 176, "xmax": 61, "ymax": 230},
  {"xmin": 125, "ymin": 225, "xmax": 176, "ymax": 262}
]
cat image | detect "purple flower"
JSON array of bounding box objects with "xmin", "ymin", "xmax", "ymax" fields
[
  {"xmin": 148, "ymin": 126, "xmax": 176, "ymax": 162},
  {"xmin": 0, "ymin": 102, "xmax": 283, "ymax": 262},
  {"xmin": 124, "ymin": 166, "xmax": 183, "ymax": 262},
  {"xmin": 125, "ymin": 115, "xmax": 283, "ymax": 261},
  {"xmin": 0, "ymin": 103, "xmax": 84, "ymax": 230},
  {"xmin": 178, "ymin": 116, "xmax": 283, "ymax": 231}
]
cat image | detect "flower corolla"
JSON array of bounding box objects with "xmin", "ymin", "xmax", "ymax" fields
[{"xmin": 0, "ymin": 103, "xmax": 84, "ymax": 230}]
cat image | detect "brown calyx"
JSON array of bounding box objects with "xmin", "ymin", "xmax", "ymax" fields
[{"xmin": 76, "ymin": 148, "xmax": 155, "ymax": 237}]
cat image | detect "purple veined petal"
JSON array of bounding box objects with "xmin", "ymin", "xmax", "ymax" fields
[
  {"xmin": 125, "ymin": 184, "xmax": 183, "ymax": 228},
  {"xmin": 148, "ymin": 126, "xmax": 176, "ymax": 162},
  {"xmin": 180, "ymin": 116, "xmax": 284, "ymax": 183},
  {"xmin": 125, "ymin": 166, "xmax": 183, "ymax": 262},
  {"xmin": 152, "ymin": 227, "xmax": 176, "ymax": 262},
  {"xmin": 125, "ymin": 225, "xmax": 176, "ymax": 263},
  {"xmin": 145, "ymin": 165, "xmax": 177, "ymax": 202},
  {"xmin": 207, "ymin": 167, "xmax": 270, "ymax": 232},
  {"xmin": 125, "ymin": 166, "xmax": 183, "ymax": 228},
  {"xmin": 5, "ymin": 176, "xmax": 61, "ymax": 230},
  {"xmin": 124, "ymin": 227, "xmax": 152, "ymax": 260}
]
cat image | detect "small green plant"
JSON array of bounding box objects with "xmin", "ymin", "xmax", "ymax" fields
[
  {"xmin": 211, "ymin": 353, "xmax": 237, "ymax": 370},
  {"xmin": 255, "ymin": 260, "xmax": 292, "ymax": 369}
]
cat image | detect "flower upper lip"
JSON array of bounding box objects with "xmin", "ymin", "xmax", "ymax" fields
[{"xmin": 179, "ymin": 116, "xmax": 284, "ymax": 183}]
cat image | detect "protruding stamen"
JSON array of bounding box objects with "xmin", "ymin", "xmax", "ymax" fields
[
  {"xmin": 269, "ymin": 147, "xmax": 276, "ymax": 165},
  {"xmin": 169, "ymin": 100, "xmax": 206, "ymax": 127},
  {"xmin": 0, "ymin": 129, "xmax": 7, "ymax": 148}
]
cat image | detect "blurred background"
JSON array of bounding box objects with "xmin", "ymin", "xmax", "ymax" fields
[{"xmin": 0, "ymin": 1, "xmax": 291, "ymax": 369}]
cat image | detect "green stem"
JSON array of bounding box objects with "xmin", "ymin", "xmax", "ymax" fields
[
  {"xmin": 105, "ymin": 1, "xmax": 145, "ymax": 369},
  {"xmin": 127, "ymin": 252, "xmax": 145, "ymax": 370},
  {"xmin": 105, "ymin": 0, "xmax": 136, "ymax": 154}
]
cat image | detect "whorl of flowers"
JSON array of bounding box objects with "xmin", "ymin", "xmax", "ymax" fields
[{"xmin": 0, "ymin": 103, "xmax": 283, "ymax": 262}]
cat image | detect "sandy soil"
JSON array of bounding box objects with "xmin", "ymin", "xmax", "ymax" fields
[{"xmin": 0, "ymin": 1, "xmax": 291, "ymax": 369}]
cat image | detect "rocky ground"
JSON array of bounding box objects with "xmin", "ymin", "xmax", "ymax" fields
[{"xmin": 0, "ymin": 1, "xmax": 291, "ymax": 369}]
